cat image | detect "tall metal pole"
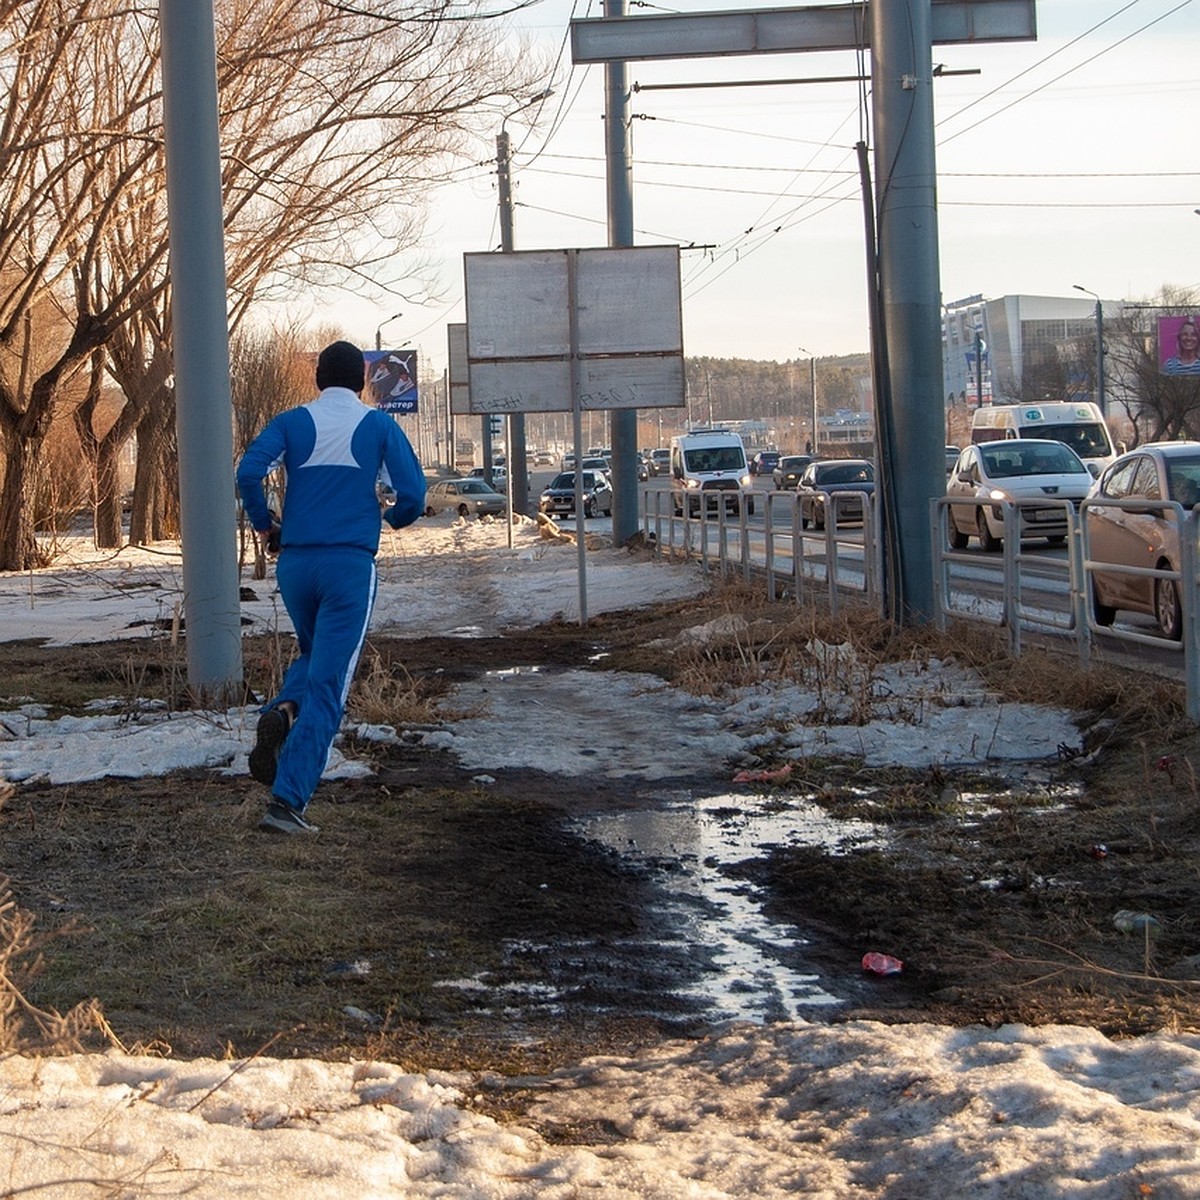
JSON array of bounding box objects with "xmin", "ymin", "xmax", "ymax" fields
[
  {"xmin": 800, "ymin": 346, "xmax": 818, "ymax": 452},
  {"xmin": 496, "ymin": 126, "xmax": 529, "ymax": 517},
  {"xmin": 160, "ymin": 0, "xmax": 243, "ymax": 700},
  {"xmin": 604, "ymin": 0, "xmax": 639, "ymax": 545},
  {"xmin": 975, "ymin": 332, "xmax": 984, "ymax": 409},
  {"xmin": 811, "ymin": 356, "xmax": 817, "ymax": 451},
  {"xmin": 871, "ymin": 0, "xmax": 944, "ymax": 623},
  {"xmin": 1073, "ymin": 285, "xmax": 1106, "ymax": 417}
]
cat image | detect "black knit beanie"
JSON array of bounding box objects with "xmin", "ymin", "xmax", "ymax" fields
[{"xmin": 315, "ymin": 341, "xmax": 365, "ymax": 392}]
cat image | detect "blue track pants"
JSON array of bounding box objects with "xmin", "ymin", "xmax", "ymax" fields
[{"xmin": 268, "ymin": 546, "xmax": 377, "ymax": 813}]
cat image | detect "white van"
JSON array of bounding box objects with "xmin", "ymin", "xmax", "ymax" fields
[
  {"xmin": 669, "ymin": 430, "xmax": 754, "ymax": 517},
  {"xmin": 969, "ymin": 401, "xmax": 1116, "ymax": 476}
]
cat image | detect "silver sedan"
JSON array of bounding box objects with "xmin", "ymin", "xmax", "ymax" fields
[{"xmin": 424, "ymin": 478, "xmax": 507, "ymax": 519}]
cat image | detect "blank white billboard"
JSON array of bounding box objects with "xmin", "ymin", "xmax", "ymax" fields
[{"xmin": 463, "ymin": 246, "xmax": 684, "ymax": 413}]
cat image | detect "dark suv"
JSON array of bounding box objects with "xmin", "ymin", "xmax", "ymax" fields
[{"xmin": 749, "ymin": 450, "xmax": 781, "ymax": 476}]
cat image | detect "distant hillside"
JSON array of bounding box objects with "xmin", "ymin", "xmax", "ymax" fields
[{"xmin": 683, "ymin": 354, "xmax": 873, "ymax": 427}]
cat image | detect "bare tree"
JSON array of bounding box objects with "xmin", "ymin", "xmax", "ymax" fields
[
  {"xmin": 1108, "ymin": 286, "xmax": 1200, "ymax": 445},
  {"xmin": 3, "ymin": 0, "xmax": 548, "ymax": 568},
  {"xmin": 0, "ymin": 3, "xmax": 171, "ymax": 569},
  {"xmin": 229, "ymin": 324, "xmax": 311, "ymax": 578}
]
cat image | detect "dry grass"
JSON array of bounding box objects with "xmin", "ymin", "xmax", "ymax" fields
[
  {"xmin": 0, "ymin": 882, "xmax": 111, "ymax": 1056},
  {"xmin": 657, "ymin": 578, "xmax": 1195, "ymax": 745},
  {"xmin": 346, "ymin": 648, "xmax": 449, "ymax": 727},
  {"xmin": 5, "ymin": 586, "xmax": 1200, "ymax": 1063}
]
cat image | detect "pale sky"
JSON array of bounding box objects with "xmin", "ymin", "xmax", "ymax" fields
[{"xmin": 300, "ymin": 0, "xmax": 1199, "ymax": 372}]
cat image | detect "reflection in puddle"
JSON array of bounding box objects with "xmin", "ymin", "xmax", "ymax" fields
[
  {"xmin": 434, "ymin": 776, "xmax": 1075, "ymax": 1032},
  {"xmin": 573, "ymin": 792, "xmax": 885, "ymax": 1023}
]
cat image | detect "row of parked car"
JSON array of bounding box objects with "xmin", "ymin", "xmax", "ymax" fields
[{"xmin": 946, "ymin": 439, "xmax": 1200, "ymax": 639}]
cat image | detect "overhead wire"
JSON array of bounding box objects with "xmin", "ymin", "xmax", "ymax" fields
[
  {"xmin": 643, "ymin": 0, "xmax": 1192, "ymax": 300},
  {"xmin": 432, "ymin": 0, "xmax": 1191, "ymax": 335}
]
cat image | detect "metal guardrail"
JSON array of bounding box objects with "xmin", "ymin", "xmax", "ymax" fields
[
  {"xmin": 640, "ymin": 484, "xmax": 879, "ymax": 614},
  {"xmin": 930, "ymin": 494, "xmax": 1200, "ymax": 720},
  {"xmin": 639, "ymin": 483, "xmax": 1200, "ymax": 720}
]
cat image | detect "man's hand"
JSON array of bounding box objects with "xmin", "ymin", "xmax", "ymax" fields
[{"xmin": 258, "ymin": 523, "xmax": 281, "ymax": 556}]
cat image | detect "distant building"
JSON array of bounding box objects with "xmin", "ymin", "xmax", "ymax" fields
[{"xmin": 942, "ymin": 293, "xmax": 1120, "ymax": 409}]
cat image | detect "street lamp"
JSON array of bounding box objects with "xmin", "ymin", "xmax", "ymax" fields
[
  {"xmin": 497, "ymin": 88, "xmax": 553, "ymax": 255},
  {"xmin": 494, "ymin": 87, "xmax": 554, "ymax": 515},
  {"xmin": 798, "ymin": 346, "xmax": 817, "ymax": 453},
  {"xmin": 374, "ymin": 311, "xmax": 403, "ymax": 352},
  {"xmin": 1073, "ymin": 285, "xmax": 1106, "ymax": 417}
]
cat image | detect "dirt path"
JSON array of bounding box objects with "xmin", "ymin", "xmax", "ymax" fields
[{"xmin": 2, "ymin": 602, "xmax": 1199, "ymax": 1074}]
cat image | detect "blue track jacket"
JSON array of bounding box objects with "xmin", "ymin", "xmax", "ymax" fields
[{"xmin": 236, "ymin": 387, "xmax": 425, "ymax": 549}]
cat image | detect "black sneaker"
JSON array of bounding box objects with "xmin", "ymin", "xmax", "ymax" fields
[
  {"xmin": 249, "ymin": 707, "xmax": 291, "ymax": 786},
  {"xmin": 258, "ymin": 800, "xmax": 319, "ymax": 836}
]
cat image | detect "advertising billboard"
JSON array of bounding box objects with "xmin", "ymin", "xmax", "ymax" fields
[
  {"xmin": 1158, "ymin": 315, "xmax": 1200, "ymax": 377},
  {"xmin": 365, "ymin": 349, "xmax": 418, "ymax": 411}
]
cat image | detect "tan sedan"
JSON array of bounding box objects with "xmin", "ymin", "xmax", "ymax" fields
[{"xmin": 1086, "ymin": 442, "xmax": 1200, "ymax": 639}]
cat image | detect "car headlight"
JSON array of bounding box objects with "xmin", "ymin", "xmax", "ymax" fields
[
  {"xmin": 739, "ymin": 474, "xmax": 752, "ymax": 488},
  {"xmin": 685, "ymin": 478, "xmax": 700, "ymax": 489},
  {"xmin": 987, "ymin": 489, "xmax": 1009, "ymax": 503}
]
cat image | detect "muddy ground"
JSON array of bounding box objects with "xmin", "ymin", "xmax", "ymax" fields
[{"xmin": 2, "ymin": 594, "xmax": 1200, "ymax": 1081}]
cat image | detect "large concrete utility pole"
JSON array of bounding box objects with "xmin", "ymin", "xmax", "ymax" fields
[
  {"xmin": 571, "ymin": 0, "xmax": 1036, "ymax": 622},
  {"xmin": 604, "ymin": 0, "xmax": 641, "ymax": 547},
  {"xmin": 160, "ymin": 0, "xmax": 243, "ymax": 699},
  {"xmin": 870, "ymin": 0, "xmax": 947, "ymax": 622}
]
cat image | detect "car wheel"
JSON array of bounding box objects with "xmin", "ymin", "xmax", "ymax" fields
[
  {"xmin": 976, "ymin": 509, "xmax": 1001, "ymax": 552},
  {"xmin": 584, "ymin": 498, "xmax": 595, "ymax": 518},
  {"xmin": 1091, "ymin": 581, "xmax": 1117, "ymax": 627},
  {"xmin": 745, "ymin": 497, "xmax": 755, "ymax": 516},
  {"xmin": 1155, "ymin": 570, "xmax": 1183, "ymax": 640},
  {"xmin": 424, "ymin": 506, "xmax": 435, "ymax": 518},
  {"xmin": 457, "ymin": 503, "xmax": 470, "ymax": 518},
  {"xmin": 948, "ymin": 522, "xmax": 969, "ymax": 550},
  {"xmin": 813, "ymin": 505, "xmax": 825, "ymax": 531}
]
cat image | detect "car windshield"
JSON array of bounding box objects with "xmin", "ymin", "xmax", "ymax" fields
[
  {"xmin": 1036, "ymin": 423, "xmax": 1111, "ymax": 459},
  {"xmin": 459, "ymin": 480, "xmax": 494, "ymax": 495},
  {"xmin": 816, "ymin": 462, "xmax": 873, "ymax": 484},
  {"xmin": 981, "ymin": 443, "xmax": 1086, "ymax": 477},
  {"xmin": 781, "ymin": 457, "xmax": 807, "ymax": 470},
  {"xmin": 684, "ymin": 446, "xmax": 745, "ymax": 472},
  {"xmin": 548, "ymin": 472, "xmax": 601, "ymax": 489}
]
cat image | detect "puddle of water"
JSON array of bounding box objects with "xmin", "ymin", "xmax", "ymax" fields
[
  {"xmin": 435, "ymin": 779, "xmax": 1077, "ymax": 1032},
  {"xmin": 569, "ymin": 791, "xmax": 886, "ymax": 1024}
]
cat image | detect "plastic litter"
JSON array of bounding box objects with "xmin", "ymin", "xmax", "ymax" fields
[
  {"xmin": 1113, "ymin": 910, "xmax": 1160, "ymax": 935},
  {"xmin": 861, "ymin": 952, "xmax": 904, "ymax": 976}
]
